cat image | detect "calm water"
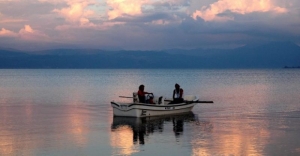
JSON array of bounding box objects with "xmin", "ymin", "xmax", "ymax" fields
[{"xmin": 0, "ymin": 69, "xmax": 300, "ymax": 156}]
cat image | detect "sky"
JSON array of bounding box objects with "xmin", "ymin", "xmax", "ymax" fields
[{"xmin": 0, "ymin": 0, "xmax": 300, "ymax": 51}]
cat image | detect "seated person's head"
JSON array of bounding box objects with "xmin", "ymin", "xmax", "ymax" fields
[
  {"xmin": 175, "ymin": 83, "xmax": 180, "ymax": 89},
  {"xmin": 139, "ymin": 84, "xmax": 144, "ymax": 91}
]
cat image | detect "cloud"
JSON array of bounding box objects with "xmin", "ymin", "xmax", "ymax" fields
[
  {"xmin": 38, "ymin": 0, "xmax": 64, "ymax": 3},
  {"xmin": 106, "ymin": 0, "xmax": 148, "ymax": 20},
  {"xmin": 52, "ymin": 0, "xmax": 97, "ymax": 29},
  {"xmin": 148, "ymin": 19, "xmax": 170, "ymax": 25},
  {"xmin": 18, "ymin": 25, "xmax": 50, "ymax": 41},
  {"xmin": 192, "ymin": 0, "xmax": 287, "ymax": 21},
  {"xmin": 0, "ymin": 0, "xmax": 300, "ymax": 51},
  {"xmin": 0, "ymin": 19, "xmax": 27, "ymax": 24},
  {"xmin": 147, "ymin": 0, "xmax": 189, "ymax": 10},
  {"xmin": 0, "ymin": 28, "xmax": 18, "ymax": 37},
  {"xmin": 0, "ymin": 25, "xmax": 50, "ymax": 42}
]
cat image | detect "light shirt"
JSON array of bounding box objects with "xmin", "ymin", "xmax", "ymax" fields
[{"xmin": 174, "ymin": 89, "xmax": 183, "ymax": 98}]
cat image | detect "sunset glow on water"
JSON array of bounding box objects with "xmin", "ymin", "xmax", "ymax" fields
[{"xmin": 0, "ymin": 69, "xmax": 299, "ymax": 156}]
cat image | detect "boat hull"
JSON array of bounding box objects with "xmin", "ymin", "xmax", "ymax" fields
[{"xmin": 111, "ymin": 102, "xmax": 196, "ymax": 117}]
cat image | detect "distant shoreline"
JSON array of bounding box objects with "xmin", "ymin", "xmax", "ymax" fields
[
  {"xmin": 0, "ymin": 67, "xmax": 293, "ymax": 70},
  {"xmin": 284, "ymin": 66, "xmax": 300, "ymax": 69}
]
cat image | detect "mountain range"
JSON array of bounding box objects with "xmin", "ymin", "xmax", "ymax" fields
[{"xmin": 0, "ymin": 42, "xmax": 299, "ymax": 69}]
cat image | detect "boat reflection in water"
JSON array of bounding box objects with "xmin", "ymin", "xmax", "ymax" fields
[{"xmin": 111, "ymin": 112, "xmax": 212, "ymax": 145}]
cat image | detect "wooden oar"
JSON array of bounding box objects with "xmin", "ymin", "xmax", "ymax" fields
[
  {"xmin": 119, "ymin": 96, "xmax": 134, "ymax": 98},
  {"xmin": 193, "ymin": 101, "xmax": 213, "ymax": 103},
  {"xmin": 120, "ymin": 96, "xmax": 214, "ymax": 103},
  {"xmin": 164, "ymin": 99, "xmax": 213, "ymax": 103}
]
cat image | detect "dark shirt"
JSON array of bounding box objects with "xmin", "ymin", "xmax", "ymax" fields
[{"xmin": 138, "ymin": 90, "xmax": 146, "ymax": 103}]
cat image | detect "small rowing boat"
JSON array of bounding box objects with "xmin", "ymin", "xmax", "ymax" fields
[{"xmin": 111, "ymin": 93, "xmax": 213, "ymax": 117}]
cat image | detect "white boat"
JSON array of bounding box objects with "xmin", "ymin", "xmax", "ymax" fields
[{"xmin": 111, "ymin": 93, "xmax": 213, "ymax": 117}]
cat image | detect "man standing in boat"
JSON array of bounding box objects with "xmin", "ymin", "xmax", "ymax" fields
[
  {"xmin": 171, "ymin": 83, "xmax": 184, "ymax": 104},
  {"xmin": 138, "ymin": 84, "xmax": 153, "ymax": 103}
]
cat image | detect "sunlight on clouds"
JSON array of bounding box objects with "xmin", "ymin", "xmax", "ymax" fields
[
  {"xmin": 38, "ymin": 0, "xmax": 64, "ymax": 3},
  {"xmin": 80, "ymin": 17, "xmax": 95, "ymax": 26},
  {"xmin": 192, "ymin": 0, "xmax": 287, "ymax": 22},
  {"xmin": 107, "ymin": 0, "xmax": 147, "ymax": 20},
  {"xmin": 23, "ymin": 25, "xmax": 34, "ymax": 33},
  {"xmin": 55, "ymin": 20, "xmax": 124, "ymax": 32},
  {"xmin": 0, "ymin": 19, "xmax": 27, "ymax": 23},
  {"xmin": 53, "ymin": 1, "xmax": 95, "ymax": 26},
  {"xmin": 0, "ymin": 25, "xmax": 49, "ymax": 41},
  {"xmin": 273, "ymin": 6, "xmax": 286, "ymax": 13},
  {"xmin": 54, "ymin": 2, "xmax": 93, "ymax": 22},
  {"xmin": 19, "ymin": 25, "xmax": 49, "ymax": 41},
  {"xmin": 0, "ymin": 28, "xmax": 17, "ymax": 37}
]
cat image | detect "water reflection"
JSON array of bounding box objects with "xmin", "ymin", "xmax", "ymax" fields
[
  {"xmin": 0, "ymin": 104, "xmax": 93, "ymax": 156},
  {"xmin": 110, "ymin": 112, "xmax": 213, "ymax": 155},
  {"xmin": 110, "ymin": 111, "xmax": 300, "ymax": 156},
  {"xmin": 1, "ymin": 69, "xmax": 300, "ymax": 155},
  {"xmin": 190, "ymin": 115, "xmax": 272, "ymax": 156},
  {"xmin": 111, "ymin": 112, "xmax": 211, "ymax": 143}
]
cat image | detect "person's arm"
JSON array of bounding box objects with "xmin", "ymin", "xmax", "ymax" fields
[
  {"xmin": 172, "ymin": 90, "xmax": 175, "ymax": 99},
  {"xmin": 179, "ymin": 89, "xmax": 183, "ymax": 98},
  {"xmin": 144, "ymin": 91, "xmax": 152, "ymax": 94}
]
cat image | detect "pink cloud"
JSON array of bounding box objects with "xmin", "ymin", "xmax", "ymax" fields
[
  {"xmin": 0, "ymin": 25, "xmax": 49, "ymax": 41},
  {"xmin": 18, "ymin": 25, "xmax": 50, "ymax": 41},
  {"xmin": 106, "ymin": 0, "xmax": 148, "ymax": 20},
  {"xmin": 192, "ymin": 0, "xmax": 287, "ymax": 22},
  {"xmin": 0, "ymin": 28, "xmax": 18, "ymax": 37},
  {"xmin": 53, "ymin": 1, "xmax": 95, "ymax": 24},
  {"xmin": 50, "ymin": 0, "xmax": 100, "ymax": 31},
  {"xmin": 0, "ymin": 11, "xmax": 27, "ymax": 25}
]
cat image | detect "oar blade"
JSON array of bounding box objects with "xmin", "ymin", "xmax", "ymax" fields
[
  {"xmin": 194, "ymin": 101, "xmax": 214, "ymax": 103},
  {"xmin": 119, "ymin": 96, "xmax": 134, "ymax": 98}
]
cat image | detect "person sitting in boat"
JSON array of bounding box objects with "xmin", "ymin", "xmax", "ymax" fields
[
  {"xmin": 171, "ymin": 83, "xmax": 184, "ymax": 104},
  {"xmin": 138, "ymin": 84, "xmax": 153, "ymax": 103}
]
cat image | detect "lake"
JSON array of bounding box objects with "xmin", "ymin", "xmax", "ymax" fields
[{"xmin": 0, "ymin": 69, "xmax": 300, "ymax": 156}]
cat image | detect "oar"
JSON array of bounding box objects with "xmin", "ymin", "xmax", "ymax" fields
[
  {"xmin": 193, "ymin": 101, "xmax": 213, "ymax": 103},
  {"xmin": 164, "ymin": 99, "xmax": 213, "ymax": 103},
  {"xmin": 119, "ymin": 96, "xmax": 134, "ymax": 98}
]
